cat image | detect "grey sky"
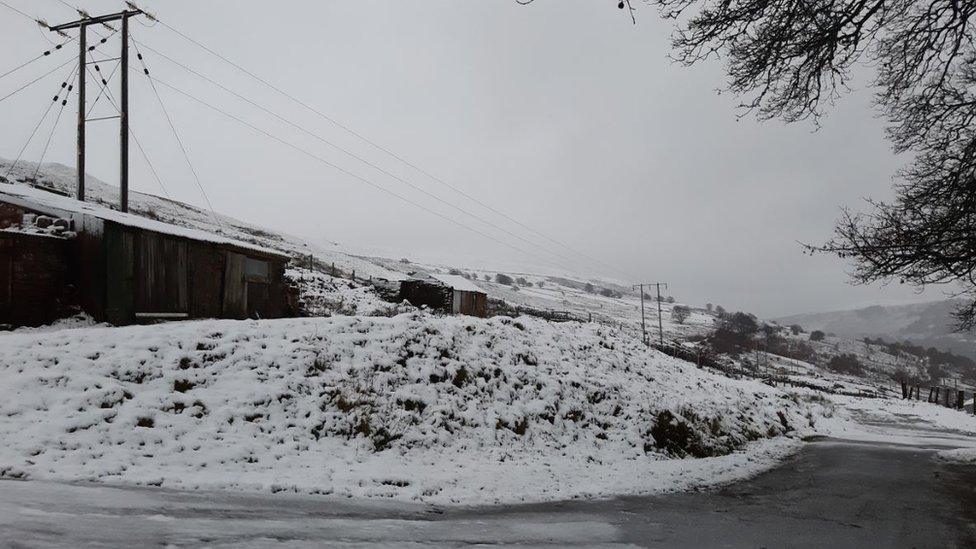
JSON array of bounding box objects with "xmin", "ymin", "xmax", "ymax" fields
[{"xmin": 0, "ymin": 0, "xmax": 940, "ymax": 317}]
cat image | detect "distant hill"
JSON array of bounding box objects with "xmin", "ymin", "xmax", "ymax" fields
[{"xmin": 776, "ymin": 300, "xmax": 976, "ymax": 359}]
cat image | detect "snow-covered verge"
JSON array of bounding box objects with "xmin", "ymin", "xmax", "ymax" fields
[
  {"xmin": 814, "ymin": 393, "xmax": 976, "ymax": 449},
  {"xmin": 936, "ymin": 448, "xmax": 976, "ymax": 463},
  {"xmin": 0, "ymin": 314, "xmax": 824, "ymax": 505}
]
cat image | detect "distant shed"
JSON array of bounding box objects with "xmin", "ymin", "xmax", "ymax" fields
[
  {"xmin": 399, "ymin": 273, "xmax": 487, "ymax": 317},
  {"xmin": 0, "ymin": 184, "xmax": 292, "ymax": 327}
]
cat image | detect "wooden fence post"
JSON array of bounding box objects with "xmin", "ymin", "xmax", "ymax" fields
[
  {"xmin": 901, "ymin": 381, "xmax": 908, "ymax": 399},
  {"xmin": 957, "ymin": 390, "xmax": 965, "ymax": 410}
]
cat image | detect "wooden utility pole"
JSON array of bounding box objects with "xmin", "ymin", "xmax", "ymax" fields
[
  {"xmin": 119, "ymin": 13, "xmax": 129, "ymax": 212},
  {"xmin": 634, "ymin": 282, "xmax": 667, "ymax": 346},
  {"xmin": 50, "ymin": 9, "xmax": 143, "ymax": 210},
  {"xmin": 633, "ymin": 283, "xmax": 648, "ymax": 345},
  {"xmin": 76, "ymin": 25, "xmax": 85, "ymax": 202},
  {"xmin": 655, "ymin": 283, "xmax": 666, "ymax": 346}
]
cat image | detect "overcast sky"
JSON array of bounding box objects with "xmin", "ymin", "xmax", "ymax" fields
[{"xmin": 0, "ymin": 0, "xmax": 944, "ymax": 317}]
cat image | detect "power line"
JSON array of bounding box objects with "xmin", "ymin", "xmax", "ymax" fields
[
  {"xmin": 145, "ymin": 73, "xmax": 581, "ymax": 274},
  {"xmin": 4, "ymin": 61, "xmax": 77, "ymax": 180},
  {"xmin": 137, "ymin": 60, "xmax": 220, "ymax": 227},
  {"xmin": 0, "ymin": 57, "xmax": 76, "ymax": 105},
  {"xmin": 0, "ymin": 35, "xmax": 76, "ymax": 82},
  {"xmin": 132, "ymin": 40, "xmax": 598, "ymax": 274},
  {"xmin": 128, "ymin": 125, "xmax": 171, "ymax": 200},
  {"xmin": 48, "ymin": 0, "xmax": 117, "ymax": 31},
  {"xmin": 0, "ymin": 0, "xmax": 36, "ymax": 22},
  {"xmin": 32, "ymin": 62, "xmax": 79, "ymax": 181},
  {"xmin": 148, "ymin": 14, "xmax": 634, "ymax": 280},
  {"xmin": 86, "ymin": 56, "xmax": 121, "ymax": 117}
]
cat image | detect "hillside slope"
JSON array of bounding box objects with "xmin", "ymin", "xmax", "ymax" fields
[
  {"xmin": 776, "ymin": 300, "xmax": 976, "ymax": 359},
  {"xmin": 0, "ymin": 313, "xmax": 823, "ymax": 504},
  {"xmin": 1, "ymin": 159, "xmax": 715, "ymax": 338}
]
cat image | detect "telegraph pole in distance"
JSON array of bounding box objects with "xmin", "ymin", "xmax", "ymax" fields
[
  {"xmin": 635, "ymin": 282, "xmax": 668, "ymax": 346},
  {"xmin": 633, "ymin": 283, "xmax": 648, "ymax": 345},
  {"xmin": 49, "ymin": 8, "xmax": 144, "ymax": 210},
  {"xmin": 654, "ymin": 282, "xmax": 667, "ymax": 346}
]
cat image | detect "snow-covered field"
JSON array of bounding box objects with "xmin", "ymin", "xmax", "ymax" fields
[{"xmin": 0, "ymin": 313, "xmax": 823, "ymax": 505}]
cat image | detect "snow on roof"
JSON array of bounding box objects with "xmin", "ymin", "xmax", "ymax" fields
[
  {"xmin": 429, "ymin": 273, "xmax": 485, "ymax": 293},
  {"xmin": 0, "ymin": 183, "xmax": 287, "ymax": 259}
]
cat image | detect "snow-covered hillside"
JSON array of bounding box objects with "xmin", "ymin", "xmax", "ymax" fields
[
  {"xmin": 776, "ymin": 300, "xmax": 976, "ymax": 359},
  {"xmin": 0, "ymin": 313, "xmax": 824, "ymax": 504},
  {"xmin": 2, "ymin": 159, "xmax": 715, "ymax": 339}
]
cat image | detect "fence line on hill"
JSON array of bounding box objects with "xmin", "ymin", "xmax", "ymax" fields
[{"xmin": 901, "ymin": 382, "xmax": 976, "ymax": 414}]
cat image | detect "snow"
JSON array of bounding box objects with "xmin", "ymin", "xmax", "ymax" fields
[
  {"xmin": 428, "ymin": 273, "xmax": 484, "ymax": 293},
  {"xmin": 936, "ymin": 448, "xmax": 976, "ymax": 463},
  {"xmin": 0, "ymin": 313, "xmax": 822, "ymax": 505},
  {"xmin": 0, "ymin": 183, "xmax": 286, "ymax": 258}
]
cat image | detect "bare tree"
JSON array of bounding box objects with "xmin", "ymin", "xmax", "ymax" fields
[
  {"xmin": 638, "ymin": 0, "xmax": 976, "ymax": 329},
  {"xmin": 672, "ymin": 305, "xmax": 691, "ymax": 324}
]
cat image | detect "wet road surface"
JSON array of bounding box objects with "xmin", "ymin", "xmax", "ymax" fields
[{"xmin": 3, "ymin": 437, "xmax": 976, "ymax": 547}]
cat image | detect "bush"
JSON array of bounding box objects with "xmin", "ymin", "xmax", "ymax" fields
[
  {"xmin": 827, "ymin": 354, "xmax": 864, "ymax": 376},
  {"xmin": 810, "ymin": 330, "xmax": 826, "ymax": 342},
  {"xmin": 585, "ymin": 283, "xmax": 595, "ymax": 293},
  {"xmin": 789, "ymin": 324, "xmax": 804, "ymax": 335},
  {"xmin": 708, "ymin": 311, "xmax": 760, "ymax": 355},
  {"xmin": 599, "ymin": 288, "xmax": 622, "ymax": 298},
  {"xmin": 495, "ymin": 273, "xmax": 514, "ymax": 285},
  {"xmin": 516, "ymin": 277, "xmax": 529, "ymax": 286},
  {"xmin": 672, "ymin": 305, "xmax": 691, "ymax": 324}
]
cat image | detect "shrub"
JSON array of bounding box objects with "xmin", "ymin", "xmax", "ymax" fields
[
  {"xmin": 672, "ymin": 305, "xmax": 691, "ymax": 324},
  {"xmin": 495, "ymin": 273, "xmax": 514, "ymax": 285},
  {"xmin": 810, "ymin": 330, "xmax": 826, "ymax": 342},
  {"xmin": 827, "ymin": 354, "xmax": 864, "ymax": 376},
  {"xmin": 708, "ymin": 312, "xmax": 760, "ymax": 355}
]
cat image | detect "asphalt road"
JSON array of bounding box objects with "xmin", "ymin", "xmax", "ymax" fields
[{"xmin": 3, "ymin": 437, "xmax": 976, "ymax": 547}]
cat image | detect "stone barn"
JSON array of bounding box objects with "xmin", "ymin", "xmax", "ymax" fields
[
  {"xmin": 0, "ymin": 184, "xmax": 293, "ymax": 327},
  {"xmin": 399, "ymin": 273, "xmax": 487, "ymax": 317}
]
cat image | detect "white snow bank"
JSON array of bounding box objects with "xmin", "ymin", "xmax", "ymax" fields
[
  {"xmin": 0, "ymin": 314, "xmax": 821, "ymax": 504},
  {"xmin": 936, "ymin": 447, "xmax": 976, "ymax": 463},
  {"xmin": 816, "ymin": 394, "xmax": 976, "ymax": 449}
]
